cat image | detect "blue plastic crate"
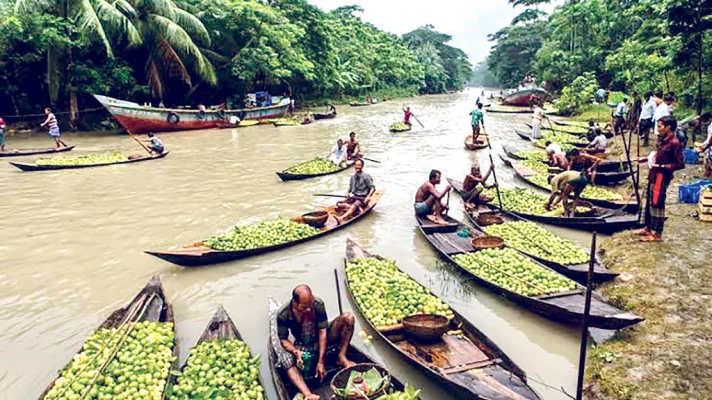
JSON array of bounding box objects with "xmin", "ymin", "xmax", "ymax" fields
[
  {"xmin": 678, "ymin": 180, "xmax": 712, "ymax": 204},
  {"xmin": 683, "ymin": 148, "xmax": 700, "ymax": 164}
]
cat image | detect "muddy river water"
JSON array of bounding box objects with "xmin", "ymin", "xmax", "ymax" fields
[{"xmin": 0, "ymin": 90, "xmax": 597, "ymax": 399}]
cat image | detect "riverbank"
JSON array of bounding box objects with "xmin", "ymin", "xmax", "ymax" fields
[{"xmin": 586, "ymin": 163, "xmax": 712, "ymax": 399}]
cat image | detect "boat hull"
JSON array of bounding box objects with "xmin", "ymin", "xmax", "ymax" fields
[
  {"xmin": 9, "ymin": 152, "xmax": 169, "ymax": 172},
  {"xmin": 503, "ymin": 88, "xmax": 548, "ymax": 107},
  {"xmin": 0, "ymin": 145, "xmax": 75, "ymax": 158},
  {"xmin": 94, "ymin": 94, "xmax": 290, "ymax": 134}
]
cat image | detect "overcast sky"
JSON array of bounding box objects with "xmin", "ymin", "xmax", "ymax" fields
[{"xmin": 307, "ymin": 0, "xmax": 561, "ymax": 65}]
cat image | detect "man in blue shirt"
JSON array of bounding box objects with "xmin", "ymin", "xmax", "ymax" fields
[
  {"xmin": 638, "ymin": 91, "xmax": 656, "ymax": 146},
  {"xmin": 613, "ymin": 98, "xmax": 628, "ymax": 135}
]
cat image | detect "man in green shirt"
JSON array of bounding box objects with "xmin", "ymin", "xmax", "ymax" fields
[{"xmin": 470, "ymin": 103, "xmax": 485, "ymax": 143}]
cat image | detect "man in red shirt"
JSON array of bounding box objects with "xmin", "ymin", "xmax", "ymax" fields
[
  {"xmin": 635, "ymin": 115, "xmax": 684, "ymax": 242},
  {"xmin": 0, "ymin": 117, "xmax": 6, "ymax": 152},
  {"xmin": 403, "ymin": 106, "xmax": 412, "ymax": 125}
]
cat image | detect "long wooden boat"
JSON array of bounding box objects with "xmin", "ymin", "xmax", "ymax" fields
[
  {"xmin": 539, "ymin": 121, "xmax": 616, "ymax": 139},
  {"xmin": 165, "ymin": 305, "xmax": 265, "ymax": 398},
  {"xmin": 349, "ymin": 102, "xmax": 371, "ymax": 107},
  {"xmin": 515, "ymin": 128, "xmax": 586, "ymax": 148},
  {"xmin": 416, "ymin": 217, "xmax": 642, "ymax": 330},
  {"xmin": 344, "ymin": 240, "xmax": 540, "ymax": 399},
  {"xmin": 94, "ymin": 94, "xmax": 290, "ymax": 134},
  {"xmin": 40, "ymin": 276, "xmax": 176, "ymax": 399},
  {"xmin": 510, "ymin": 161, "xmax": 639, "ymax": 213},
  {"xmin": 0, "ymin": 145, "xmax": 75, "ymax": 158},
  {"xmin": 10, "ymin": 151, "xmax": 169, "ymax": 172},
  {"xmin": 146, "ymin": 190, "xmax": 384, "ymax": 266},
  {"xmin": 314, "ymin": 113, "xmax": 336, "ymax": 120},
  {"xmin": 503, "ymin": 88, "xmax": 547, "ymax": 107},
  {"xmin": 460, "ymin": 206, "xmax": 617, "ymax": 284},
  {"xmin": 486, "ymin": 106, "xmax": 533, "ymax": 114},
  {"xmin": 448, "ymin": 178, "xmax": 640, "ymax": 234},
  {"xmin": 502, "ymin": 144, "xmax": 625, "ymax": 174},
  {"xmin": 277, "ymin": 160, "xmax": 354, "ymax": 181},
  {"xmin": 464, "ymin": 134, "xmax": 489, "ymax": 150},
  {"xmin": 267, "ymin": 297, "xmax": 413, "ymax": 400},
  {"xmin": 389, "ymin": 123, "xmax": 412, "ymax": 133}
]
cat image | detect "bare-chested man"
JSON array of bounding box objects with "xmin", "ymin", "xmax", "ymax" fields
[
  {"xmin": 462, "ymin": 164, "xmax": 497, "ymax": 211},
  {"xmin": 344, "ymin": 131, "xmax": 362, "ymax": 160},
  {"xmin": 414, "ymin": 169, "xmax": 451, "ymax": 224}
]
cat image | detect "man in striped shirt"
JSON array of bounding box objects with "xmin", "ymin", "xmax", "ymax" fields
[{"xmin": 41, "ymin": 108, "xmax": 68, "ymax": 149}]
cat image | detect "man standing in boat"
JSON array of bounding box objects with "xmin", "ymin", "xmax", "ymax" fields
[
  {"xmin": 336, "ymin": 159, "xmax": 375, "ymax": 224},
  {"xmin": 635, "ymin": 116, "xmax": 684, "ymax": 242},
  {"xmin": 470, "ymin": 103, "xmax": 485, "ymax": 143},
  {"xmin": 277, "ymin": 284, "xmax": 356, "ymax": 400},
  {"xmin": 402, "ymin": 106, "xmax": 413, "ymax": 126},
  {"xmin": 414, "ymin": 170, "xmax": 451, "ymax": 224},
  {"xmin": 40, "ymin": 108, "xmax": 68, "ymax": 149},
  {"xmin": 531, "ymin": 101, "xmax": 546, "ymax": 139}
]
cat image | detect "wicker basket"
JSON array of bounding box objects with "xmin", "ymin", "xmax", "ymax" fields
[
  {"xmin": 471, "ymin": 236, "xmax": 505, "ymax": 250},
  {"xmin": 402, "ymin": 314, "xmax": 449, "ymax": 342},
  {"xmin": 477, "ymin": 214, "xmax": 504, "ymax": 226},
  {"xmin": 302, "ymin": 211, "xmax": 329, "ymax": 228},
  {"xmin": 330, "ymin": 363, "xmax": 391, "ymax": 400}
]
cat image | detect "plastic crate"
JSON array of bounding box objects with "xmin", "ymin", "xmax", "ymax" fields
[
  {"xmin": 683, "ymin": 148, "xmax": 700, "ymax": 164},
  {"xmin": 678, "ymin": 180, "xmax": 712, "ymax": 204}
]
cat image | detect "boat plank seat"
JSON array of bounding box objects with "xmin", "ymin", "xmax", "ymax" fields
[
  {"xmin": 449, "ymin": 365, "xmax": 535, "ymax": 400},
  {"xmin": 394, "ymin": 333, "xmax": 490, "ymax": 371},
  {"xmin": 427, "ymin": 231, "xmax": 480, "ymax": 255},
  {"xmin": 416, "ymin": 215, "xmax": 459, "ymax": 233}
]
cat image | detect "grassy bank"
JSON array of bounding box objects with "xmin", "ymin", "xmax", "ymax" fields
[{"xmin": 586, "ymin": 163, "xmax": 712, "ymax": 399}]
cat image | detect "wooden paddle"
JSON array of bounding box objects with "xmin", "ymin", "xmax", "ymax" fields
[
  {"xmin": 361, "ymin": 157, "xmax": 381, "ymax": 164},
  {"xmin": 488, "ymin": 154, "xmax": 504, "ymax": 211},
  {"xmin": 313, "ymin": 193, "xmax": 348, "ymax": 199},
  {"xmin": 126, "ymin": 128, "xmax": 152, "ymax": 155},
  {"xmin": 412, "ymin": 114, "xmax": 425, "ymax": 128}
]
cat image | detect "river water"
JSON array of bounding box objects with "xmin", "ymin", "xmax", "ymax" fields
[{"xmin": 0, "ymin": 90, "xmax": 594, "ymax": 399}]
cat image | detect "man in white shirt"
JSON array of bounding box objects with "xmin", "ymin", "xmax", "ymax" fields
[
  {"xmin": 696, "ymin": 112, "xmax": 712, "ymax": 177},
  {"xmin": 585, "ymin": 129, "xmax": 608, "ymax": 154},
  {"xmin": 653, "ymin": 92, "xmax": 672, "ymax": 137},
  {"xmin": 638, "ymin": 91, "xmax": 656, "ymax": 146},
  {"xmin": 327, "ymin": 139, "xmax": 347, "ymax": 165},
  {"xmin": 531, "ymin": 102, "xmax": 546, "ymax": 139},
  {"xmin": 613, "ymin": 98, "xmax": 628, "ymax": 135}
]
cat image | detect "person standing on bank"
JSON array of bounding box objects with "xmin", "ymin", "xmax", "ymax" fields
[
  {"xmin": 638, "ymin": 91, "xmax": 656, "ymax": 146},
  {"xmin": 41, "ymin": 108, "xmax": 68, "ymax": 149},
  {"xmin": 635, "ymin": 116, "xmax": 684, "ymax": 242},
  {"xmin": 629, "ymin": 91, "xmax": 642, "ymax": 129},
  {"xmin": 613, "ymin": 98, "xmax": 628, "ymax": 135},
  {"xmin": 531, "ymin": 101, "xmax": 546, "ymax": 139}
]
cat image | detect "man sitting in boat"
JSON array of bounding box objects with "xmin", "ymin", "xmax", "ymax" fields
[
  {"xmin": 302, "ymin": 109, "xmax": 315, "ymax": 125},
  {"xmin": 336, "ymin": 159, "xmax": 375, "ymax": 224},
  {"xmin": 344, "ymin": 132, "xmax": 362, "ymax": 160},
  {"xmin": 277, "ymin": 284, "xmax": 356, "ymax": 400},
  {"xmin": 567, "ymin": 148, "xmax": 601, "ymax": 171},
  {"xmin": 470, "ymin": 103, "xmax": 485, "ymax": 143},
  {"xmin": 326, "ymin": 139, "xmax": 347, "ymax": 166},
  {"xmin": 414, "ymin": 170, "xmax": 452, "ymax": 224},
  {"xmin": 461, "ymin": 164, "xmax": 497, "ymax": 211},
  {"xmin": 545, "ymin": 168, "xmax": 596, "ymax": 217},
  {"xmin": 326, "ymin": 104, "xmax": 337, "ymax": 116},
  {"xmin": 143, "ymin": 133, "xmax": 165, "ymax": 154},
  {"xmin": 584, "ymin": 128, "xmax": 607, "ymax": 154}
]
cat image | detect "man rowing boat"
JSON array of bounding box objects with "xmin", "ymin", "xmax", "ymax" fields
[
  {"xmin": 403, "ymin": 106, "xmax": 413, "ymax": 125},
  {"xmin": 336, "ymin": 159, "xmax": 375, "ymax": 224},
  {"xmin": 276, "ymin": 284, "xmax": 356, "ymax": 400},
  {"xmin": 470, "ymin": 103, "xmax": 485, "ymax": 143},
  {"xmin": 414, "ymin": 170, "xmax": 451, "ymax": 224},
  {"xmin": 344, "ymin": 132, "xmax": 362, "ymax": 160},
  {"xmin": 461, "ymin": 164, "xmax": 497, "ymax": 211}
]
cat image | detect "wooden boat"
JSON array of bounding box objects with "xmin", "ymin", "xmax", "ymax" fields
[
  {"xmin": 166, "ymin": 305, "xmax": 265, "ymax": 397},
  {"xmin": 486, "ymin": 106, "xmax": 533, "ymax": 114},
  {"xmin": 9, "ymin": 151, "xmax": 169, "ymax": 172},
  {"xmin": 502, "ymin": 144, "xmax": 625, "ymax": 174},
  {"xmin": 273, "ymin": 118, "xmax": 301, "ymax": 127},
  {"xmin": 40, "ymin": 276, "xmax": 176, "ymax": 399},
  {"xmin": 515, "ymin": 129, "xmax": 587, "ymax": 148},
  {"xmin": 344, "ymin": 240, "xmax": 540, "ymax": 399},
  {"xmin": 464, "ymin": 134, "xmax": 489, "ymax": 150},
  {"xmin": 349, "ymin": 102, "xmax": 371, "ymax": 107},
  {"xmin": 314, "ymin": 113, "xmax": 336, "ymax": 120},
  {"xmin": 544, "ymin": 121, "xmax": 616, "ymax": 139},
  {"xmin": 94, "ymin": 94, "xmax": 290, "ymax": 134},
  {"xmin": 146, "ymin": 190, "xmax": 385, "ymax": 266},
  {"xmin": 503, "ymin": 88, "xmax": 548, "ymax": 107},
  {"xmin": 267, "ymin": 297, "xmax": 413, "ymax": 400},
  {"xmin": 510, "ymin": 161, "xmax": 639, "ymax": 213},
  {"xmin": 277, "ymin": 160, "xmax": 354, "ymax": 181},
  {"xmin": 416, "ymin": 217, "xmax": 642, "ymax": 330},
  {"xmin": 0, "ymin": 145, "xmax": 75, "ymax": 158},
  {"xmin": 500, "ymin": 151, "xmax": 633, "ymax": 186},
  {"xmin": 389, "ymin": 123, "xmax": 412, "ymax": 133},
  {"xmin": 461, "ymin": 206, "xmax": 617, "ymax": 284},
  {"xmin": 448, "ymin": 178, "xmax": 640, "ymax": 234}
]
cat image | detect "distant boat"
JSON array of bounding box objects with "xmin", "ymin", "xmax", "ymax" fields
[
  {"xmin": 503, "ymin": 88, "xmax": 548, "ymax": 107},
  {"xmin": 94, "ymin": 94, "xmax": 291, "ymax": 134}
]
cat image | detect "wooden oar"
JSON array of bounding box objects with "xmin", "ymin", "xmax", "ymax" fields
[
  {"xmin": 126, "ymin": 128, "xmax": 152, "ymax": 155},
  {"xmin": 361, "ymin": 157, "xmax": 381, "ymax": 164},
  {"xmin": 488, "ymin": 154, "xmax": 503, "ymax": 210},
  {"xmin": 313, "ymin": 193, "xmax": 348, "ymax": 199},
  {"xmin": 412, "ymin": 114, "xmax": 425, "ymax": 128}
]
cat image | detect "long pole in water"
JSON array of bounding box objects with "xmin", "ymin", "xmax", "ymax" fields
[
  {"xmin": 576, "ymin": 232, "xmax": 597, "ymax": 400},
  {"xmin": 334, "ymin": 269, "xmax": 343, "ymax": 315},
  {"xmin": 489, "ymin": 154, "xmax": 503, "ymax": 210}
]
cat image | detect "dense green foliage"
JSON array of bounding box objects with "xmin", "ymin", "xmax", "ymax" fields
[
  {"xmin": 487, "ymin": 0, "xmax": 712, "ymax": 114},
  {"xmin": 0, "ymin": 1, "xmax": 471, "ymax": 119}
]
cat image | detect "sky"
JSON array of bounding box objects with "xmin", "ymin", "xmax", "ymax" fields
[{"xmin": 307, "ymin": 0, "xmax": 561, "ymax": 66}]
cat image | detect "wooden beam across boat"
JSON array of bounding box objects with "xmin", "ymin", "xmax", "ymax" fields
[
  {"xmin": 343, "ymin": 239, "xmax": 541, "ymax": 400},
  {"xmin": 416, "ymin": 214, "xmax": 642, "ymax": 330},
  {"xmin": 146, "ymin": 190, "xmax": 385, "ymax": 266}
]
